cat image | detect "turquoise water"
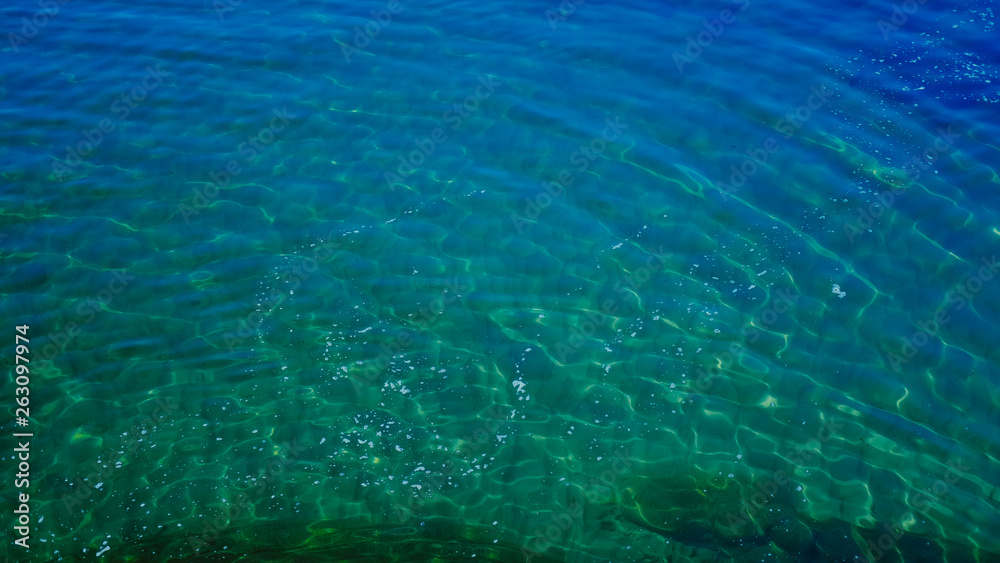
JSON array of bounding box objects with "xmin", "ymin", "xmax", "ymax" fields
[{"xmin": 2, "ymin": 0, "xmax": 1000, "ymax": 560}]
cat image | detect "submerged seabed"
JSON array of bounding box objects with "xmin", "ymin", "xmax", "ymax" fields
[{"xmin": 1, "ymin": 0, "xmax": 999, "ymax": 561}]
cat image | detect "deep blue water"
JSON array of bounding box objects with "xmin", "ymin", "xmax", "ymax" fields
[{"xmin": 2, "ymin": 0, "xmax": 999, "ymax": 561}]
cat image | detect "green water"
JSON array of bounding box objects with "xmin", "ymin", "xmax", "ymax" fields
[{"xmin": 3, "ymin": 0, "xmax": 1000, "ymax": 561}]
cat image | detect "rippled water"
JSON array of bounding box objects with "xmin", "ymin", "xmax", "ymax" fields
[{"xmin": 2, "ymin": 0, "xmax": 999, "ymax": 561}]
